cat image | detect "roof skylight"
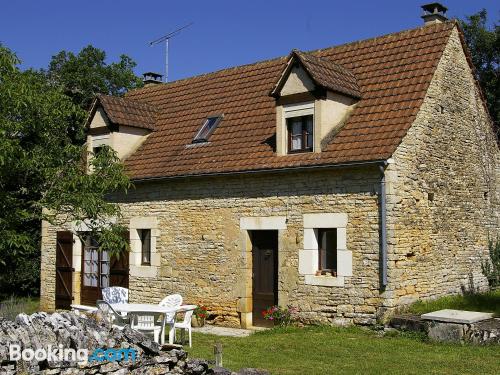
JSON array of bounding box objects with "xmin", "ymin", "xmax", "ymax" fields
[{"xmin": 193, "ymin": 115, "xmax": 223, "ymax": 143}]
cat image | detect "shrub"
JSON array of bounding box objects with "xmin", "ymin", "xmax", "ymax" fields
[
  {"xmin": 262, "ymin": 305, "xmax": 299, "ymax": 326},
  {"xmin": 481, "ymin": 238, "xmax": 500, "ymax": 288}
]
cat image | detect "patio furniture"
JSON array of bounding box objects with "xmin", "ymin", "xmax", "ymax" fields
[
  {"xmin": 96, "ymin": 300, "xmax": 129, "ymax": 329},
  {"xmin": 174, "ymin": 306, "xmax": 196, "ymax": 347},
  {"xmin": 159, "ymin": 294, "xmax": 183, "ymax": 325},
  {"xmin": 129, "ymin": 312, "xmax": 163, "ymax": 344},
  {"xmin": 111, "ymin": 303, "xmax": 178, "ymax": 344},
  {"xmin": 102, "ymin": 286, "xmax": 129, "ymax": 304}
]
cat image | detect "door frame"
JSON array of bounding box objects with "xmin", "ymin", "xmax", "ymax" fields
[
  {"xmin": 250, "ymin": 230, "xmax": 278, "ymax": 327},
  {"xmin": 239, "ymin": 216, "xmax": 287, "ymax": 328},
  {"xmin": 80, "ymin": 232, "xmax": 130, "ymax": 306}
]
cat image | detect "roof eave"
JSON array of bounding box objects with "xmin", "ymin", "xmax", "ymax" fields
[{"xmin": 130, "ymin": 158, "xmax": 389, "ymax": 183}]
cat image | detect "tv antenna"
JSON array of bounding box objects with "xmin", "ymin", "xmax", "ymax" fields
[{"xmin": 149, "ymin": 22, "xmax": 193, "ymax": 83}]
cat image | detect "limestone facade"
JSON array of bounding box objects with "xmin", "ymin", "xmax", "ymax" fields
[
  {"xmin": 40, "ymin": 27, "xmax": 499, "ymax": 326},
  {"xmin": 381, "ymin": 28, "xmax": 499, "ymax": 315}
]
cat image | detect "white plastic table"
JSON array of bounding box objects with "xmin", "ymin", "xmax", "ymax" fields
[{"xmin": 111, "ymin": 303, "xmax": 196, "ymax": 344}]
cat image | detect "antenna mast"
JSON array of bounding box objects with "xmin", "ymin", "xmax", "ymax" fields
[{"xmin": 149, "ymin": 22, "xmax": 193, "ymax": 83}]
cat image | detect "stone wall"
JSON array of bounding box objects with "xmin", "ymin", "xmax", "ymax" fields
[
  {"xmin": 0, "ymin": 312, "xmax": 254, "ymax": 374},
  {"xmin": 383, "ymin": 27, "xmax": 499, "ymax": 314},
  {"xmin": 41, "ymin": 167, "xmax": 384, "ymax": 325},
  {"xmin": 118, "ymin": 167, "xmax": 383, "ymax": 326}
]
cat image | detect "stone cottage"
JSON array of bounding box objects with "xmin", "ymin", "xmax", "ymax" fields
[{"xmin": 40, "ymin": 4, "xmax": 499, "ymax": 327}]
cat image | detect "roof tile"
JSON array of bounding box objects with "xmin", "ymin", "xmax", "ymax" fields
[{"xmin": 122, "ymin": 22, "xmax": 456, "ymax": 179}]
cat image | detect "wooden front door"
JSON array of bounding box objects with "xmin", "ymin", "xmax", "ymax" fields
[
  {"xmin": 252, "ymin": 230, "xmax": 278, "ymax": 327},
  {"xmin": 55, "ymin": 231, "xmax": 74, "ymax": 309},
  {"xmin": 80, "ymin": 233, "xmax": 129, "ymax": 306}
]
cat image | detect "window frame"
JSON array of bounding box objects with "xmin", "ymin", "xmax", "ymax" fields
[
  {"xmin": 193, "ymin": 115, "xmax": 223, "ymax": 143},
  {"xmin": 287, "ymin": 114, "xmax": 313, "ymax": 153},
  {"xmin": 317, "ymin": 228, "xmax": 338, "ymax": 275},
  {"xmin": 82, "ymin": 234, "xmax": 111, "ymax": 289},
  {"xmin": 138, "ymin": 229, "xmax": 152, "ymax": 266}
]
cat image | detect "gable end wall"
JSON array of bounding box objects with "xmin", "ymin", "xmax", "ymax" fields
[{"xmin": 384, "ymin": 27, "xmax": 499, "ymax": 310}]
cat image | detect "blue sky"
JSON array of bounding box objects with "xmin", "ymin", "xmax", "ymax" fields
[{"xmin": 1, "ymin": 1, "xmax": 498, "ymax": 82}]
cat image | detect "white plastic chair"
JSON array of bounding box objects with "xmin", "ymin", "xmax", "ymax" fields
[
  {"xmin": 96, "ymin": 300, "xmax": 129, "ymax": 329},
  {"xmin": 174, "ymin": 307, "xmax": 195, "ymax": 347},
  {"xmin": 159, "ymin": 294, "xmax": 183, "ymax": 322},
  {"xmin": 159, "ymin": 294, "xmax": 183, "ymax": 344},
  {"xmin": 102, "ymin": 287, "xmax": 129, "ymax": 304},
  {"xmin": 129, "ymin": 312, "xmax": 164, "ymax": 344}
]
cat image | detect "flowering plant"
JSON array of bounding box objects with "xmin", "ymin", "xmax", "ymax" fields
[
  {"xmin": 262, "ymin": 305, "xmax": 299, "ymax": 326},
  {"xmin": 194, "ymin": 304, "xmax": 208, "ymax": 319}
]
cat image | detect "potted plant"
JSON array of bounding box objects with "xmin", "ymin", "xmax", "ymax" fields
[{"xmin": 192, "ymin": 304, "xmax": 208, "ymax": 327}]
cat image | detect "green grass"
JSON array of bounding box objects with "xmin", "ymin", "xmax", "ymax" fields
[
  {"xmin": 0, "ymin": 296, "xmax": 40, "ymax": 320},
  {"xmin": 187, "ymin": 326, "xmax": 500, "ymax": 375},
  {"xmin": 405, "ymin": 289, "xmax": 500, "ymax": 317}
]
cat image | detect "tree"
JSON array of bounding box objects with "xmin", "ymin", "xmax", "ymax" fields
[
  {"xmin": 0, "ymin": 45, "xmax": 130, "ymax": 298},
  {"xmin": 460, "ymin": 10, "xmax": 500, "ymax": 137},
  {"xmin": 46, "ymin": 45, "xmax": 143, "ymax": 111}
]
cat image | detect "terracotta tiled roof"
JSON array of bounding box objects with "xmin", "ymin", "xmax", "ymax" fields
[
  {"xmin": 92, "ymin": 94, "xmax": 157, "ymax": 130},
  {"xmin": 272, "ymin": 50, "xmax": 361, "ymax": 98},
  {"xmin": 122, "ymin": 22, "xmax": 456, "ymax": 180}
]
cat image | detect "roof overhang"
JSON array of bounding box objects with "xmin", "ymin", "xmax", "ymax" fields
[{"xmin": 269, "ymin": 49, "xmax": 361, "ymax": 99}]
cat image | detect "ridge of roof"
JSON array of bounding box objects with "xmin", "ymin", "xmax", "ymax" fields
[{"xmin": 126, "ymin": 20, "xmax": 457, "ymax": 98}]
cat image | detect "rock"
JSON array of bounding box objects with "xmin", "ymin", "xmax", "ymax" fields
[
  {"xmin": 100, "ymin": 362, "xmax": 121, "ymax": 373},
  {"xmin": 185, "ymin": 359, "xmax": 210, "ymax": 374},
  {"xmin": 390, "ymin": 314, "xmax": 427, "ymax": 332},
  {"xmin": 41, "ymin": 369, "xmax": 61, "ymax": 374},
  {"xmin": 109, "ymin": 368, "xmax": 129, "ymax": 375},
  {"xmin": 427, "ymin": 321, "xmax": 466, "ymax": 343},
  {"xmin": 154, "ymin": 355, "xmax": 174, "ymax": 365},
  {"xmin": 60, "ymin": 369, "xmax": 81, "ymax": 375}
]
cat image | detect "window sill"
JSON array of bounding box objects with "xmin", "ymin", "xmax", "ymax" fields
[
  {"xmin": 287, "ymin": 148, "xmax": 313, "ymax": 155},
  {"xmin": 304, "ymin": 275, "xmax": 345, "ymax": 287},
  {"xmin": 129, "ymin": 264, "xmax": 158, "ymax": 278}
]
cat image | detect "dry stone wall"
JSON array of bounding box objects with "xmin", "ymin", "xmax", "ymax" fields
[{"xmin": 0, "ymin": 312, "xmax": 265, "ymax": 374}]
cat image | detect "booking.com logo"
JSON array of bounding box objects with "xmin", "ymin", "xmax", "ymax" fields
[{"xmin": 9, "ymin": 344, "xmax": 137, "ymax": 364}]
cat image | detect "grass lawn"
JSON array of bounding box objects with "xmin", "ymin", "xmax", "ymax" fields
[
  {"xmin": 405, "ymin": 289, "xmax": 500, "ymax": 317},
  {"xmin": 0, "ymin": 296, "xmax": 40, "ymax": 320},
  {"xmin": 187, "ymin": 326, "xmax": 500, "ymax": 375}
]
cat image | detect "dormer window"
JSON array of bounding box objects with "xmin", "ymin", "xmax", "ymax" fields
[
  {"xmin": 193, "ymin": 115, "xmax": 223, "ymax": 143},
  {"xmin": 288, "ymin": 115, "xmax": 313, "ymax": 153},
  {"xmin": 270, "ymin": 49, "xmax": 360, "ymax": 156},
  {"xmin": 284, "ymin": 102, "xmax": 314, "ymax": 154}
]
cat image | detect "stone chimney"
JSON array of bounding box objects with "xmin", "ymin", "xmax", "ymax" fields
[
  {"xmin": 421, "ymin": 3, "xmax": 448, "ymax": 25},
  {"xmin": 142, "ymin": 72, "xmax": 163, "ymax": 86}
]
